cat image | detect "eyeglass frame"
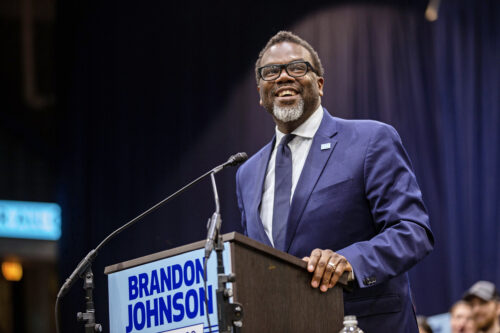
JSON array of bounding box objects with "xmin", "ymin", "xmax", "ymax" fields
[{"xmin": 257, "ymin": 60, "xmax": 319, "ymax": 81}]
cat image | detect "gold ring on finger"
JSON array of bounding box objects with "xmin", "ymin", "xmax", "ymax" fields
[{"xmin": 327, "ymin": 262, "xmax": 336, "ymax": 270}]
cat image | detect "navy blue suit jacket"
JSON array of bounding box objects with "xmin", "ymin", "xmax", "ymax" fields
[{"xmin": 235, "ymin": 109, "xmax": 434, "ymax": 332}]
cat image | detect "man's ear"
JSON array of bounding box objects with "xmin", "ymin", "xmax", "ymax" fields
[
  {"xmin": 317, "ymin": 77, "xmax": 324, "ymax": 97},
  {"xmin": 257, "ymin": 85, "xmax": 263, "ymax": 106}
]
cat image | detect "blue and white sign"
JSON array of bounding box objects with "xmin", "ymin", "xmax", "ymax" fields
[
  {"xmin": 0, "ymin": 200, "xmax": 61, "ymax": 240},
  {"xmin": 108, "ymin": 246, "xmax": 232, "ymax": 333}
]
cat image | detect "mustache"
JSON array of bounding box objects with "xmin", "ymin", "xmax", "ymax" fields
[{"xmin": 271, "ymin": 83, "xmax": 302, "ymax": 95}]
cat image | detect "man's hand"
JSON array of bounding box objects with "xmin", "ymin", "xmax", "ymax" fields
[{"xmin": 303, "ymin": 248, "xmax": 352, "ymax": 292}]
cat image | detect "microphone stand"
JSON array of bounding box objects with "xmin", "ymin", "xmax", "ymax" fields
[
  {"xmin": 55, "ymin": 152, "xmax": 248, "ymax": 333},
  {"xmin": 76, "ymin": 267, "xmax": 101, "ymax": 333},
  {"xmin": 205, "ymin": 172, "xmax": 243, "ymax": 333}
]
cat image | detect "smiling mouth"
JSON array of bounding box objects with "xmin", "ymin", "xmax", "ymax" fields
[{"xmin": 276, "ymin": 89, "xmax": 298, "ymax": 97}]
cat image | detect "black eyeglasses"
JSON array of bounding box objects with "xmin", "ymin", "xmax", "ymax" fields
[{"xmin": 258, "ymin": 61, "xmax": 318, "ymax": 81}]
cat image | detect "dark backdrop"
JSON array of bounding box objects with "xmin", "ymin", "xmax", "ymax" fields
[{"xmin": 56, "ymin": 0, "xmax": 500, "ymax": 331}]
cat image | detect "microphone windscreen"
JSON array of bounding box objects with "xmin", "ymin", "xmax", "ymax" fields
[{"xmin": 227, "ymin": 152, "xmax": 248, "ymax": 166}]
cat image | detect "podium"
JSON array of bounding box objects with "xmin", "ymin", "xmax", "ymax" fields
[{"xmin": 105, "ymin": 232, "xmax": 348, "ymax": 333}]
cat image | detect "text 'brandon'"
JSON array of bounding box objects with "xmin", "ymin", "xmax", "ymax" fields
[{"xmin": 125, "ymin": 258, "xmax": 214, "ymax": 333}]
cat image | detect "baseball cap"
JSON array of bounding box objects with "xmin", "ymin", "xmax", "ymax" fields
[{"xmin": 463, "ymin": 280, "xmax": 499, "ymax": 302}]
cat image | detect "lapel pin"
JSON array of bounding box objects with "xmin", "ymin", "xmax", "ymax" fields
[{"xmin": 320, "ymin": 143, "xmax": 331, "ymax": 150}]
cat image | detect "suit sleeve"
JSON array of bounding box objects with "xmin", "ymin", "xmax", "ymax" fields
[
  {"xmin": 336, "ymin": 123, "xmax": 434, "ymax": 288},
  {"xmin": 235, "ymin": 168, "xmax": 248, "ymax": 236}
]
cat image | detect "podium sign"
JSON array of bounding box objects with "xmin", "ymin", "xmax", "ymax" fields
[{"xmin": 107, "ymin": 246, "xmax": 231, "ymax": 333}]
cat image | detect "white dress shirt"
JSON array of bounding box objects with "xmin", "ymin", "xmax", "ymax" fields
[{"xmin": 260, "ymin": 105, "xmax": 323, "ymax": 245}]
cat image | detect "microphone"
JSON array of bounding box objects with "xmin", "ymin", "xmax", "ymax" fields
[
  {"xmin": 213, "ymin": 152, "xmax": 248, "ymax": 174},
  {"xmin": 226, "ymin": 152, "xmax": 248, "ymax": 167}
]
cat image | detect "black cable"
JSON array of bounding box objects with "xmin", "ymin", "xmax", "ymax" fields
[{"xmin": 55, "ymin": 295, "xmax": 61, "ymax": 333}]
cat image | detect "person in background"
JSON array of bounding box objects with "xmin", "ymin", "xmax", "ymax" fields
[
  {"xmin": 450, "ymin": 300, "xmax": 477, "ymax": 333},
  {"xmin": 417, "ymin": 315, "xmax": 434, "ymax": 333},
  {"xmin": 463, "ymin": 281, "xmax": 500, "ymax": 333}
]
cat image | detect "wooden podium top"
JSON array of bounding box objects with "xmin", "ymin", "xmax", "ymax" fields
[{"xmin": 104, "ymin": 232, "xmax": 347, "ymax": 286}]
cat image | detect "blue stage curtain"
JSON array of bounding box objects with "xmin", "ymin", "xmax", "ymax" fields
[{"xmin": 58, "ymin": 1, "xmax": 499, "ymax": 330}]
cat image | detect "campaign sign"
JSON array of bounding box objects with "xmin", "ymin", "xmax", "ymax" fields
[{"xmin": 108, "ymin": 245, "xmax": 232, "ymax": 333}]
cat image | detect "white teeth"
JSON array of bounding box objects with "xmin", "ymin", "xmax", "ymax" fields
[{"xmin": 278, "ymin": 89, "xmax": 297, "ymax": 97}]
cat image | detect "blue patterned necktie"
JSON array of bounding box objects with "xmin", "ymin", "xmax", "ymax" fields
[{"xmin": 272, "ymin": 134, "xmax": 295, "ymax": 251}]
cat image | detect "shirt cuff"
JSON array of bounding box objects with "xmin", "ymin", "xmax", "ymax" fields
[{"xmin": 348, "ymin": 269, "xmax": 355, "ymax": 281}]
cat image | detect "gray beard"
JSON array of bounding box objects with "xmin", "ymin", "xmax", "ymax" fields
[{"xmin": 272, "ymin": 99, "xmax": 304, "ymax": 123}]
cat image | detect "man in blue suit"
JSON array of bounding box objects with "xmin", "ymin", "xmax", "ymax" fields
[{"xmin": 235, "ymin": 31, "xmax": 434, "ymax": 332}]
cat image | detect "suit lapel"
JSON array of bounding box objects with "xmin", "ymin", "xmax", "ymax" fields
[
  {"xmin": 284, "ymin": 110, "xmax": 338, "ymax": 252},
  {"xmin": 248, "ymin": 138, "xmax": 275, "ymax": 247}
]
